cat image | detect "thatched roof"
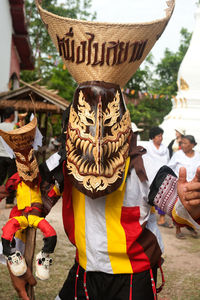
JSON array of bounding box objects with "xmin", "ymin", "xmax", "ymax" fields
[{"xmin": 0, "ymin": 81, "xmax": 70, "ymax": 113}]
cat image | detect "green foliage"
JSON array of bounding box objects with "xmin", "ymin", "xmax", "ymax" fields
[
  {"xmin": 21, "ymin": 0, "xmax": 96, "ymax": 84},
  {"xmin": 151, "ymin": 28, "xmax": 192, "ymax": 97},
  {"xmin": 127, "ymin": 96, "xmax": 172, "ymax": 140},
  {"xmin": 126, "ymin": 54, "xmax": 154, "ymax": 96},
  {"xmin": 125, "ymin": 28, "xmax": 191, "ymax": 139},
  {"xmin": 47, "ymin": 62, "xmax": 77, "ymax": 102}
]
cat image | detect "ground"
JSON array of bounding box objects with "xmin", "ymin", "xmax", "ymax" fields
[{"xmin": 0, "ymin": 198, "xmax": 200, "ymax": 300}]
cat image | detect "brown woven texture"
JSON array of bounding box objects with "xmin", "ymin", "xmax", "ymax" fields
[
  {"xmin": 0, "ymin": 117, "xmax": 37, "ymax": 151},
  {"xmin": 35, "ymin": 0, "xmax": 175, "ymax": 87}
]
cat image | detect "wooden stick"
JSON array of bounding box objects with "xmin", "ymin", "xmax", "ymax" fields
[{"xmin": 24, "ymin": 227, "xmax": 36, "ymax": 300}]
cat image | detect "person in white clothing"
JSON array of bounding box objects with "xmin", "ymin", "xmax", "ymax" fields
[
  {"xmin": 0, "ymin": 107, "xmax": 17, "ymax": 208},
  {"xmin": 168, "ymin": 135, "xmax": 200, "ymax": 181},
  {"xmin": 168, "ymin": 135, "xmax": 200, "ymax": 239},
  {"xmin": 131, "ymin": 122, "xmax": 143, "ymax": 141},
  {"xmin": 143, "ymin": 126, "xmax": 172, "ymax": 228}
]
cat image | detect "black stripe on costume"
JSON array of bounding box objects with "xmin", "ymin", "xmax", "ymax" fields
[{"xmin": 148, "ymin": 165, "xmax": 177, "ymax": 206}]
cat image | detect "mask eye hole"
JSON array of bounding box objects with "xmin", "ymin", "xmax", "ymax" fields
[
  {"xmin": 15, "ymin": 152, "xmax": 26, "ymax": 162},
  {"xmin": 28, "ymin": 149, "xmax": 34, "ymax": 161},
  {"xmin": 104, "ymin": 117, "xmax": 112, "ymax": 126},
  {"xmin": 86, "ymin": 117, "xmax": 94, "ymax": 125}
]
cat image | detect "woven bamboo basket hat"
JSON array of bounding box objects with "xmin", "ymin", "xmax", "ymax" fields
[
  {"xmin": 0, "ymin": 117, "xmax": 37, "ymax": 151},
  {"xmin": 35, "ymin": 0, "xmax": 175, "ymax": 87}
]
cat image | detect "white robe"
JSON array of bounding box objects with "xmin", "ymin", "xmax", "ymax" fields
[
  {"xmin": 168, "ymin": 149, "xmax": 200, "ymax": 181},
  {"xmin": 143, "ymin": 140, "xmax": 170, "ymax": 184}
]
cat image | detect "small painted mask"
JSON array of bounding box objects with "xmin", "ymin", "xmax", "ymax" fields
[
  {"xmin": 66, "ymin": 81, "xmax": 131, "ymax": 198},
  {"xmin": 15, "ymin": 147, "xmax": 39, "ymax": 185}
]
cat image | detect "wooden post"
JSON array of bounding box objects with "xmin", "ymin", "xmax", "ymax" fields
[{"xmin": 24, "ymin": 227, "xmax": 36, "ymax": 300}]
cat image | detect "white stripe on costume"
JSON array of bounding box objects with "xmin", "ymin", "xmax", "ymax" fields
[
  {"xmin": 85, "ymin": 195, "xmax": 113, "ymax": 273},
  {"xmin": 124, "ymin": 168, "xmax": 150, "ymax": 225},
  {"xmin": 146, "ymin": 213, "xmax": 164, "ymax": 253}
]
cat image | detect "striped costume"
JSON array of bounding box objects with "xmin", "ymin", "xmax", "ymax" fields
[{"xmin": 52, "ymin": 161, "xmax": 200, "ymax": 300}]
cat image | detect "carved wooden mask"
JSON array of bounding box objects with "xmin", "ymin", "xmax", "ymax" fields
[
  {"xmin": 66, "ymin": 81, "xmax": 131, "ymax": 198},
  {"xmin": 15, "ymin": 147, "xmax": 39, "ymax": 185}
]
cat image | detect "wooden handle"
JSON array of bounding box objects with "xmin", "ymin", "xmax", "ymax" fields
[{"xmin": 24, "ymin": 227, "xmax": 36, "ymax": 300}]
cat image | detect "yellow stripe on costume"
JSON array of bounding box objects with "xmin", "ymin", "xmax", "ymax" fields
[
  {"xmin": 172, "ymin": 206, "xmax": 195, "ymax": 229},
  {"xmin": 28, "ymin": 215, "xmax": 44, "ymax": 228},
  {"xmin": 16, "ymin": 181, "xmax": 42, "ymax": 210},
  {"xmin": 105, "ymin": 157, "xmax": 133, "ymax": 273},
  {"xmin": 12, "ymin": 216, "xmax": 28, "ymax": 243},
  {"xmin": 13, "ymin": 216, "xmax": 29, "ymax": 230},
  {"xmin": 72, "ymin": 187, "xmax": 87, "ymax": 269},
  {"xmin": 15, "ymin": 230, "xmax": 26, "ymax": 243},
  {"xmin": 53, "ymin": 185, "xmax": 61, "ymax": 196}
]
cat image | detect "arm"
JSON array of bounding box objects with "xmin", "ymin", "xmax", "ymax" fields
[
  {"xmin": 39, "ymin": 151, "xmax": 65, "ymax": 216},
  {"xmin": 8, "ymin": 264, "xmax": 36, "ymax": 300},
  {"xmin": 0, "ymin": 172, "xmax": 20, "ymax": 201},
  {"xmin": 148, "ymin": 166, "xmax": 200, "ymax": 229},
  {"xmin": 177, "ymin": 167, "xmax": 200, "ymax": 223}
]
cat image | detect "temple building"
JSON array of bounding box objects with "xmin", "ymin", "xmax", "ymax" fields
[
  {"xmin": 0, "ymin": 0, "xmax": 34, "ymax": 92},
  {"xmin": 161, "ymin": 3, "xmax": 200, "ymax": 146}
]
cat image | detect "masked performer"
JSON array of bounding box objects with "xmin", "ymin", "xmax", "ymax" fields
[
  {"xmin": 0, "ymin": 116, "xmax": 57, "ymax": 281},
  {"xmin": 7, "ymin": 0, "xmax": 200, "ymax": 299}
]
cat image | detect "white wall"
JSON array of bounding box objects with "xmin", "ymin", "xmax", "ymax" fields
[{"xmin": 0, "ymin": 0, "xmax": 12, "ymax": 92}]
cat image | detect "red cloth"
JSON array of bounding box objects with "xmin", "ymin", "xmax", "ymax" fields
[
  {"xmin": 9, "ymin": 206, "xmax": 22, "ymax": 218},
  {"xmin": 5, "ymin": 173, "xmax": 21, "ymax": 192}
]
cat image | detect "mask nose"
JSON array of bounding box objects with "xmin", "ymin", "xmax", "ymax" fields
[{"xmin": 93, "ymin": 97, "xmax": 103, "ymax": 175}]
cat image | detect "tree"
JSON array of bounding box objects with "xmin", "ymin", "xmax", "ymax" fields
[
  {"xmin": 125, "ymin": 54, "xmax": 154, "ymax": 97},
  {"xmin": 127, "ymin": 96, "xmax": 172, "ymax": 140},
  {"xmin": 46, "ymin": 62, "xmax": 77, "ymax": 102},
  {"xmin": 126, "ymin": 28, "xmax": 192, "ymax": 139},
  {"xmin": 150, "ymin": 28, "xmax": 192, "ymax": 97},
  {"xmin": 21, "ymin": 0, "xmax": 96, "ymax": 87}
]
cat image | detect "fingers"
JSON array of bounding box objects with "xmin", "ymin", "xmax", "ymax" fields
[
  {"xmin": 178, "ymin": 167, "xmax": 187, "ymax": 184},
  {"xmin": 25, "ymin": 268, "xmax": 37, "ymax": 286},
  {"xmin": 184, "ymin": 182, "xmax": 200, "ymax": 192},
  {"xmin": 184, "ymin": 199, "xmax": 200, "ymax": 206},
  {"xmin": 184, "ymin": 191, "xmax": 200, "ymax": 201},
  {"xmin": 21, "ymin": 268, "xmax": 37, "ymax": 286},
  {"xmin": 18, "ymin": 289, "xmax": 30, "ymax": 300},
  {"xmin": 192, "ymin": 166, "xmax": 200, "ymax": 183}
]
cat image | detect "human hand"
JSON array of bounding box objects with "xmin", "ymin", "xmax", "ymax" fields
[
  {"xmin": 0, "ymin": 185, "xmax": 10, "ymax": 200},
  {"xmin": 177, "ymin": 167, "xmax": 200, "ymax": 220},
  {"xmin": 8, "ymin": 264, "xmax": 37, "ymax": 300}
]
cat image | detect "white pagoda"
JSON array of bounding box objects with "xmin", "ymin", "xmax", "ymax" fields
[{"xmin": 161, "ymin": 3, "xmax": 200, "ymax": 147}]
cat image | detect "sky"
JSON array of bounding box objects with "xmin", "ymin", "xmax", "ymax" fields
[{"xmin": 89, "ymin": 0, "xmax": 198, "ymax": 63}]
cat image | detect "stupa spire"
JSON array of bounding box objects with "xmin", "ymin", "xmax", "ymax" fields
[{"xmin": 161, "ymin": 3, "xmax": 200, "ymax": 146}]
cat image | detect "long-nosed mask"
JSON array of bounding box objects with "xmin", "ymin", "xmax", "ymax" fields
[
  {"xmin": 0, "ymin": 116, "xmax": 40, "ymax": 186},
  {"xmin": 15, "ymin": 147, "xmax": 39, "ymax": 186},
  {"xmin": 66, "ymin": 81, "xmax": 131, "ymax": 198}
]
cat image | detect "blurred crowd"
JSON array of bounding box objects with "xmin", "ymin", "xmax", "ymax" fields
[{"xmin": 133, "ymin": 122, "xmax": 200, "ymax": 240}]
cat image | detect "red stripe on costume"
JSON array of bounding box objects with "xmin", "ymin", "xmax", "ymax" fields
[
  {"xmin": 5, "ymin": 172, "xmax": 21, "ymax": 191},
  {"xmin": 121, "ymin": 206, "xmax": 150, "ymax": 273},
  {"xmin": 171, "ymin": 215, "xmax": 185, "ymax": 227},
  {"xmin": 2, "ymin": 218, "xmax": 21, "ymax": 241},
  {"xmin": 9, "ymin": 206, "xmax": 22, "ymax": 218},
  {"xmin": 37, "ymin": 219, "xmax": 56, "ymax": 237},
  {"xmin": 48, "ymin": 188, "xmax": 57, "ymax": 198},
  {"xmin": 62, "ymin": 164, "xmax": 76, "ymax": 246}
]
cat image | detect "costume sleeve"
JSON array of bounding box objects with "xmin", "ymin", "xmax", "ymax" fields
[
  {"xmin": 4, "ymin": 172, "xmax": 21, "ymax": 193},
  {"xmin": 40, "ymin": 181, "xmax": 62, "ymax": 217},
  {"xmin": 39, "ymin": 150, "xmax": 66, "ymax": 216},
  {"xmin": 148, "ymin": 166, "xmax": 200, "ymax": 230}
]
